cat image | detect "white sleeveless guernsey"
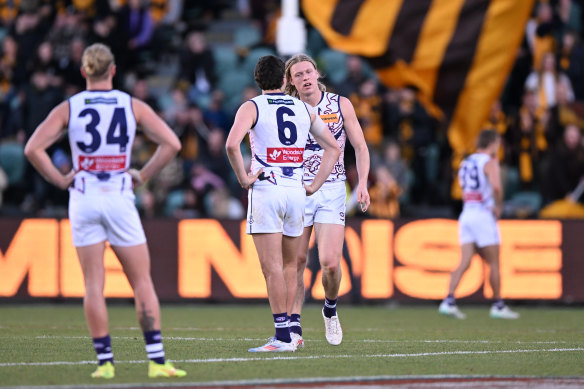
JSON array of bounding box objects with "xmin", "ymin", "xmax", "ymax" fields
[
  {"xmin": 67, "ymin": 89, "xmax": 145, "ymax": 247},
  {"xmin": 249, "ymin": 93, "xmax": 312, "ymax": 187},
  {"xmin": 458, "ymin": 153, "xmax": 494, "ymax": 211},
  {"xmin": 303, "ymin": 92, "xmax": 346, "ymax": 184},
  {"xmin": 68, "ymin": 89, "xmax": 136, "ymax": 183}
]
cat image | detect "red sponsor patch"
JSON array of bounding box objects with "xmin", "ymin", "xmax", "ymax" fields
[
  {"xmin": 266, "ymin": 147, "xmax": 304, "ymax": 163},
  {"xmin": 79, "ymin": 155, "xmax": 126, "ymax": 171},
  {"xmin": 463, "ymin": 192, "xmax": 483, "ymax": 202}
]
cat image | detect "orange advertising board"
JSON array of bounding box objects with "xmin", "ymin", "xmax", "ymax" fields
[{"xmin": 0, "ymin": 218, "xmax": 575, "ymax": 301}]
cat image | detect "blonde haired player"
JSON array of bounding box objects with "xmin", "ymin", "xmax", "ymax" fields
[
  {"xmin": 25, "ymin": 43, "xmax": 186, "ymax": 378},
  {"xmin": 285, "ymin": 54, "xmax": 370, "ymax": 347},
  {"xmin": 439, "ymin": 129, "xmax": 519, "ymax": 320}
]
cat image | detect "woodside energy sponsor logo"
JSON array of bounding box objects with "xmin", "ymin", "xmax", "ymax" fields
[{"xmin": 267, "ymin": 148, "xmax": 304, "ymax": 163}]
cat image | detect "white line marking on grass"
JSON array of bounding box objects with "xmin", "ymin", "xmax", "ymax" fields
[
  {"xmin": 2, "ymin": 348, "xmax": 583, "ymax": 367},
  {"xmin": 32, "ymin": 335, "xmax": 572, "ymax": 345}
]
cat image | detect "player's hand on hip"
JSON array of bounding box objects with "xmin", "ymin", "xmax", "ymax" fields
[
  {"xmin": 59, "ymin": 169, "xmax": 76, "ymax": 190},
  {"xmin": 128, "ymin": 168, "xmax": 145, "ymax": 187},
  {"xmin": 304, "ymin": 182, "xmax": 318, "ymax": 196},
  {"xmin": 242, "ymin": 169, "xmax": 262, "ymax": 190},
  {"xmin": 357, "ymin": 184, "xmax": 370, "ymax": 212},
  {"xmin": 493, "ymin": 204, "xmax": 502, "ymax": 219}
]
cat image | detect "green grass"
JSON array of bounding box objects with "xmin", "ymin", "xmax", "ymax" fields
[{"xmin": 0, "ymin": 304, "xmax": 583, "ymax": 386}]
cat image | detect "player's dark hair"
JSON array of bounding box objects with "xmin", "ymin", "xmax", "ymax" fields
[
  {"xmin": 254, "ymin": 55, "xmax": 285, "ymax": 91},
  {"xmin": 477, "ymin": 129, "xmax": 500, "ymax": 149}
]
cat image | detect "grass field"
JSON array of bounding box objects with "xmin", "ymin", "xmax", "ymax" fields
[{"xmin": 0, "ymin": 303, "xmax": 583, "ymax": 387}]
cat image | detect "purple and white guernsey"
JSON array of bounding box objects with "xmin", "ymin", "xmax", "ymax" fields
[{"xmin": 303, "ymin": 92, "xmax": 346, "ymax": 184}]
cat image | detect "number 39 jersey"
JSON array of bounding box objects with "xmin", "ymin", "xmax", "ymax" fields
[
  {"xmin": 68, "ymin": 90, "xmax": 136, "ymax": 174},
  {"xmin": 458, "ymin": 153, "xmax": 494, "ymax": 210},
  {"xmin": 249, "ymin": 93, "xmax": 312, "ymax": 187}
]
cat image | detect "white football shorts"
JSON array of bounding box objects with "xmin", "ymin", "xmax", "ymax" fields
[
  {"xmin": 68, "ymin": 173, "xmax": 146, "ymax": 247},
  {"xmin": 246, "ymin": 184, "xmax": 306, "ymax": 237},
  {"xmin": 458, "ymin": 206, "xmax": 500, "ymax": 247},
  {"xmin": 304, "ymin": 181, "xmax": 347, "ymax": 227}
]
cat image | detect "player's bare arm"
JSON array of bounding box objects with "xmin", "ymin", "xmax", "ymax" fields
[
  {"xmin": 484, "ymin": 159, "xmax": 503, "ymax": 218},
  {"xmin": 340, "ymin": 96, "xmax": 370, "ymax": 212},
  {"xmin": 305, "ymin": 110, "xmax": 341, "ymax": 195},
  {"xmin": 130, "ymin": 98, "xmax": 181, "ymax": 186},
  {"xmin": 226, "ymin": 101, "xmax": 263, "ymax": 190},
  {"xmin": 24, "ymin": 101, "xmax": 75, "ymax": 190}
]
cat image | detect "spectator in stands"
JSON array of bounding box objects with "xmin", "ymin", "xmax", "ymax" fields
[
  {"xmin": 198, "ymin": 127, "xmax": 231, "ymax": 178},
  {"xmin": 385, "ymin": 85, "xmax": 437, "ymax": 204},
  {"xmin": 10, "ymin": 5, "xmax": 52, "ymax": 78},
  {"xmin": 483, "ymin": 101, "xmax": 510, "ymax": 162},
  {"xmin": 508, "ymin": 90, "xmax": 549, "ymax": 190},
  {"xmin": 542, "ymin": 123, "xmax": 584, "ymax": 204},
  {"xmin": 378, "ymin": 140, "xmax": 410, "ymax": 205},
  {"xmin": 29, "ymin": 40, "xmax": 62, "ymax": 87},
  {"xmin": 47, "ymin": 6, "xmax": 81, "ymax": 63},
  {"xmin": 206, "ymin": 186, "xmax": 245, "ymax": 219},
  {"xmin": 350, "ymin": 78, "xmax": 383, "ymax": 148},
  {"xmin": 525, "ymin": 51, "xmax": 574, "ymax": 110},
  {"xmin": 0, "ymin": 35, "xmax": 25, "ymax": 139},
  {"xmin": 525, "ymin": 1, "xmax": 564, "ymax": 71},
  {"xmin": 169, "ymin": 186, "xmax": 203, "ymax": 219},
  {"xmin": 547, "ymin": 76, "xmax": 584, "ymax": 146},
  {"xmin": 117, "ymin": 0, "xmax": 155, "ymax": 74},
  {"xmin": 188, "ymin": 162, "xmax": 225, "ymax": 218},
  {"xmin": 1, "ymin": 35, "xmax": 27, "ymax": 90},
  {"xmin": 18, "ymin": 68, "xmax": 64, "ymax": 139},
  {"xmin": 335, "ymin": 55, "xmax": 368, "ymax": 98},
  {"xmin": 161, "ymin": 85, "xmax": 189, "ymax": 128},
  {"xmin": 558, "ymin": 29, "xmax": 584, "ymax": 101},
  {"xmin": 368, "ymin": 164, "xmax": 402, "ymax": 219},
  {"xmin": 58, "ymin": 36, "xmax": 86, "ymax": 95},
  {"xmin": 203, "ymin": 90, "xmax": 231, "ymax": 130},
  {"xmin": 131, "ymin": 77, "xmax": 159, "ymax": 110},
  {"xmin": 16, "ymin": 67, "xmax": 64, "ymax": 212},
  {"xmin": 178, "ymin": 30, "xmax": 216, "ymax": 105},
  {"xmin": 176, "ymin": 103, "xmax": 211, "ymax": 173}
]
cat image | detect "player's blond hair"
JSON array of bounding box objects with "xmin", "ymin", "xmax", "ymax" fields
[
  {"xmin": 81, "ymin": 43, "xmax": 114, "ymax": 80},
  {"xmin": 285, "ymin": 54, "xmax": 326, "ymax": 97}
]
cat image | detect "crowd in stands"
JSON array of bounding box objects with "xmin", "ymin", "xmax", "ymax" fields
[{"xmin": 0, "ymin": 0, "xmax": 583, "ymax": 220}]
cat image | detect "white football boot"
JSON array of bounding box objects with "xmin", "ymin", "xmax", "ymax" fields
[
  {"xmin": 490, "ymin": 304, "xmax": 520, "ymax": 319},
  {"xmin": 438, "ymin": 300, "xmax": 467, "ymax": 319},
  {"xmin": 290, "ymin": 333, "xmax": 304, "ymax": 349},
  {"xmin": 322, "ymin": 310, "xmax": 343, "ymax": 345}
]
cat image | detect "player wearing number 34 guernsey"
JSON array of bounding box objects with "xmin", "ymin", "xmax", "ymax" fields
[
  {"xmin": 439, "ymin": 129, "xmax": 519, "ymax": 320},
  {"xmin": 24, "ymin": 43, "xmax": 186, "ymax": 378}
]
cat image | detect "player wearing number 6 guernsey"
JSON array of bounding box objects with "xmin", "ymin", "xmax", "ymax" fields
[
  {"xmin": 439, "ymin": 129, "xmax": 519, "ymax": 320},
  {"xmin": 226, "ymin": 55, "xmax": 340, "ymax": 352},
  {"xmin": 24, "ymin": 43, "xmax": 186, "ymax": 378}
]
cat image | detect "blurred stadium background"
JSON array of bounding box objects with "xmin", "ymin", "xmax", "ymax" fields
[{"xmin": 1, "ymin": 0, "xmax": 584, "ymax": 386}]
